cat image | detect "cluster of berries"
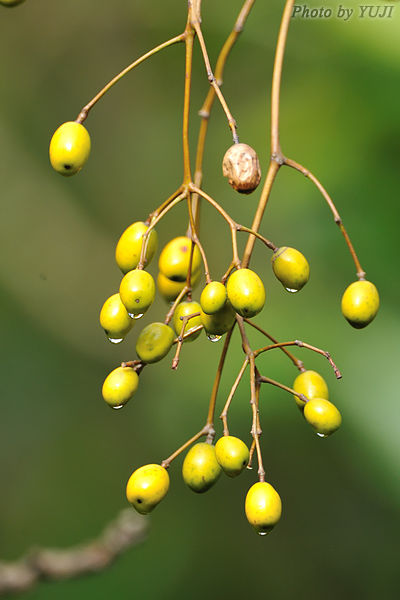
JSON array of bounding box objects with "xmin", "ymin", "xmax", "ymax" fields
[{"xmin": 48, "ymin": 116, "xmax": 380, "ymax": 535}]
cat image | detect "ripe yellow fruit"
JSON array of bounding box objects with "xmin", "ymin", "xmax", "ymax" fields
[
  {"xmin": 200, "ymin": 301, "xmax": 236, "ymax": 337},
  {"xmin": 172, "ymin": 300, "xmax": 202, "ymax": 342},
  {"xmin": 126, "ymin": 464, "xmax": 170, "ymax": 515},
  {"xmin": 182, "ymin": 443, "xmax": 222, "ymax": 493},
  {"xmin": 292, "ymin": 369, "xmax": 329, "ymax": 409},
  {"xmin": 226, "ymin": 268, "xmax": 265, "ymax": 318},
  {"xmin": 215, "ymin": 436, "xmax": 249, "ymax": 477},
  {"xmin": 341, "ymin": 280, "xmax": 379, "ymax": 329},
  {"xmin": 200, "ymin": 281, "xmax": 227, "ymax": 315},
  {"xmin": 271, "ymin": 246, "xmax": 310, "ymax": 292},
  {"xmin": 157, "ymin": 269, "xmax": 201, "ymax": 304},
  {"xmin": 245, "ymin": 481, "xmax": 282, "ymax": 535},
  {"xmin": 101, "ymin": 366, "xmax": 139, "ymax": 409},
  {"xmin": 99, "ymin": 293, "xmax": 134, "ymax": 343},
  {"xmin": 119, "ymin": 269, "xmax": 156, "ymax": 316},
  {"xmin": 136, "ymin": 322, "xmax": 175, "ymax": 364},
  {"xmin": 158, "ymin": 236, "xmax": 202, "ymax": 282},
  {"xmin": 115, "ymin": 222, "xmax": 158, "ymax": 273},
  {"xmin": 49, "ymin": 121, "xmax": 91, "ymax": 176},
  {"xmin": 303, "ymin": 398, "xmax": 342, "ymax": 437}
]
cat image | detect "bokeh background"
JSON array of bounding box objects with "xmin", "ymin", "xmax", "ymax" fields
[{"xmin": 1, "ymin": 0, "xmax": 399, "ymax": 598}]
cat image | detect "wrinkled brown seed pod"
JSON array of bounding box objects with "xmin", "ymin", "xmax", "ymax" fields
[{"xmin": 222, "ymin": 143, "xmax": 261, "ymax": 194}]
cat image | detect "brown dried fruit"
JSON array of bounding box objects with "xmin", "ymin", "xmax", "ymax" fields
[{"xmin": 222, "ymin": 143, "xmax": 261, "ymax": 194}]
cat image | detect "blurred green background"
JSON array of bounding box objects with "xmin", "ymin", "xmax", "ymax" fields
[{"xmin": 1, "ymin": 0, "xmax": 399, "ymax": 598}]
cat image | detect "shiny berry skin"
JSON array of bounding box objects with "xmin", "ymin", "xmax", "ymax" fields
[
  {"xmin": 101, "ymin": 366, "xmax": 139, "ymax": 409},
  {"xmin": 215, "ymin": 436, "xmax": 249, "ymax": 477},
  {"xmin": 126, "ymin": 464, "xmax": 170, "ymax": 515},
  {"xmin": 304, "ymin": 398, "xmax": 342, "ymax": 437},
  {"xmin": 136, "ymin": 322, "xmax": 175, "ymax": 364},
  {"xmin": 157, "ymin": 269, "xmax": 201, "ymax": 304},
  {"xmin": 200, "ymin": 301, "xmax": 236, "ymax": 337},
  {"xmin": 226, "ymin": 268, "xmax": 266, "ymax": 318},
  {"xmin": 222, "ymin": 143, "xmax": 261, "ymax": 194},
  {"xmin": 245, "ymin": 482, "xmax": 282, "ymax": 535},
  {"xmin": 172, "ymin": 300, "xmax": 202, "ymax": 342},
  {"xmin": 200, "ymin": 281, "xmax": 227, "ymax": 315},
  {"xmin": 341, "ymin": 280, "xmax": 379, "ymax": 329},
  {"xmin": 115, "ymin": 222, "xmax": 158, "ymax": 274},
  {"xmin": 158, "ymin": 236, "xmax": 202, "ymax": 282},
  {"xmin": 119, "ymin": 269, "xmax": 155, "ymax": 316},
  {"xmin": 99, "ymin": 293, "xmax": 134, "ymax": 343},
  {"xmin": 182, "ymin": 443, "xmax": 222, "ymax": 493},
  {"xmin": 49, "ymin": 121, "xmax": 91, "ymax": 176},
  {"xmin": 292, "ymin": 369, "xmax": 329, "ymax": 409},
  {"xmin": 271, "ymin": 246, "xmax": 310, "ymax": 292}
]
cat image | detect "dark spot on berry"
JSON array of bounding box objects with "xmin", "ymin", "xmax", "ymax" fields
[
  {"xmin": 135, "ymin": 298, "xmax": 140, "ymax": 303},
  {"xmin": 63, "ymin": 164, "xmax": 72, "ymax": 170},
  {"xmin": 136, "ymin": 498, "xmax": 142, "ymax": 504}
]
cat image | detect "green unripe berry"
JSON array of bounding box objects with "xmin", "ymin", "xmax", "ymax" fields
[
  {"xmin": 341, "ymin": 280, "xmax": 379, "ymax": 329},
  {"xmin": 200, "ymin": 281, "xmax": 227, "ymax": 315},
  {"xmin": 126, "ymin": 464, "xmax": 170, "ymax": 515},
  {"xmin": 226, "ymin": 268, "xmax": 266, "ymax": 318},
  {"xmin": 49, "ymin": 121, "xmax": 91, "ymax": 176},
  {"xmin": 215, "ymin": 436, "xmax": 250, "ymax": 477},
  {"xmin": 245, "ymin": 481, "xmax": 282, "ymax": 536},
  {"xmin": 115, "ymin": 222, "xmax": 158, "ymax": 274},
  {"xmin": 200, "ymin": 301, "xmax": 236, "ymax": 337},
  {"xmin": 158, "ymin": 236, "xmax": 202, "ymax": 282},
  {"xmin": 172, "ymin": 300, "xmax": 202, "ymax": 342},
  {"xmin": 119, "ymin": 269, "xmax": 155, "ymax": 316},
  {"xmin": 182, "ymin": 443, "xmax": 222, "ymax": 493},
  {"xmin": 102, "ymin": 366, "xmax": 139, "ymax": 409},
  {"xmin": 136, "ymin": 322, "xmax": 175, "ymax": 364},
  {"xmin": 303, "ymin": 398, "xmax": 342, "ymax": 437},
  {"xmin": 99, "ymin": 293, "xmax": 134, "ymax": 343},
  {"xmin": 292, "ymin": 369, "xmax": 329, "ymax": 409},
  {"xmin": 271, "ymin": 246, "xmax": 310, "ymax": 292}
]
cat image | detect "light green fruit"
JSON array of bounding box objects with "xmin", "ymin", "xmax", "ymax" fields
[
  {"xmin": 101, "ymin": 366, "xmax": 139, "ymax": 409},
  {"xmin": 292, "ymin": 370, "xmax": 329, "ymax": 409},
  {"xmin": 99, "ymin": 293, "xmax": 134, "ymax": 342},
  {"xmin": 226, "ymin": 268, "xmax": 265, "ymax": 318},
  {"xmin": 200, "ymin": 301, "xmax": 236, "ymax": 337},
  {"xmin": 173, "ymin": 300, "xmax": 202, "ymax": 342},
  {"xmin": 341, "ymin": 280, "xmax": 379, "ymax": 329},
  {"xmin": 303, "ymin": 398, "xmax": 342, "ymax": 437},
  {"xmin": 126, "ymin": 464, "xmax": 170, "ymax": 515},
  {"xmin": 182, "ymin": 443, "xmax": 222, "ymax": 493},
  {"xmin": 119, "ymin": 269, "xmax": 155, "ymax": 316},
  {"xmin": 49, "ymin": 121, "xmax": 91, "ymax": 176},
  {"xmin": 158, "ymin": 236, "xmax": 202, "ymax": 282},
  {"xmin": 271, "ymin": 246, "xmax": 310, "ymax": 292},
  {"xmin": 115, "ymin": 222, "xmax": 158, "ymax": 274},
  {"xmin": 200, "ymin": 281, "xmax": 227, "ymax": 315},
  {"xmin": 245, "ymin": 481, "xmax": 282, "ymax": 536},
  {"xmin": 136, "ymin": 322, "xmax": 175, "ymax": 364},
  {"xmin": 215, "ymin": 436, "xmax": 249, "ymax": 477}
]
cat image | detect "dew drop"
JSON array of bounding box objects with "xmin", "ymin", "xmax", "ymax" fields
[
  {"xmin": 108, "ymin": 337, "xmax": 124, "ymax": 344},
  {"xmin": 206, "ymin": 333, "xmax": 222, "ymax": 342},
  {"xmin": 257, "ymin": 531, "xmax": 268, "ymax": 536},
  {"xmin": 285, "ymin": 287, "xmax": 299, "ymax": 293},
  {"xmin": 129, "ymin": 313, "xmax": 144, "ymax": 320},
  {"xmin": 316, "ymin": 432, "xmax": 328, "ymax": 438},
  {"xmin": 112, "ymin": 404, "xmax": 124, "ymax": 410}
]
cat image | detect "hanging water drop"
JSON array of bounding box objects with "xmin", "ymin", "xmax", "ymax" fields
[
  {"xmin": 129, "ymin": 312, "xmax": 144, "ymax": 320},
  {"xmin": 206, "ymin": 333, "xmax": 222, "ymax": 342},
  {"xmin": 316, "ymin": 432, "xmax": 328, "ymax": 438},
  {"xmin": 112, "ymin": 404, "xmax": 124, "ymax": 410},
  {"xmin": 108, "ymin": 337, "xmax": 124, "ymax": 344},
  {"xmin": 257, "ymin": 531, "xmax": 268, "ymax": 536},
  {"xmin": 285, "ymin": 287, "xmax": 298, "ymax": 293}
]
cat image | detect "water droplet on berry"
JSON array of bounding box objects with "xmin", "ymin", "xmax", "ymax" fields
[
  {"xmin": 112, "ymin": 404, "xmax": 124, "ymax": 410},
  {"xmin": 285, "ymin": 287, "xmax": 298, "ymax": 293},
  {"xmin": 108, "ymin": 337, "xmax": 124, "ymax": 344},
  {"xmin": 257, "ymin": 531, "xmax": 268, "ymax": 536},
  {"xmin": 316, "ymin": 432, "xmax": 328, "ymax": 438},
  {"xmin": 129, "ymin": 313, "xmax": 144, "ymax": 320},
  {"xmin": 206, "ymin": 333, "xmax": 222, "ymax": 342}
]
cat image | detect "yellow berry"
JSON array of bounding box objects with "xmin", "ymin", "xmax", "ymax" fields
[
  {"xmin": 200, "ymin": 301, "xmax": 236, "ymax": 337},
  {"xmin": 158, "ymin": 236, "xmax": 202, "ymax": 282},
  {"xmin": 271, "ymin": 246, "xmax": 310, "ymax": 292},
  {"xmin": 182, "ymin": 443, "xmax": 222, "ymax": 493},
  {"xmin": 226, "ymin": 268, "xmax": 265, "ymax": 318},
  {"xmin": 341, "ymin": 280, "xmax": 379, "ymax": 329},
  {"xmin": 292, "ymin": 370, "xmax": 329, "ymax": 409},
  {"xmin": 99, "ymin": 293, "xmax": 134, "ymax": 343},
  {"xmin": 126, "ymin": 464, "xmax": 170, "ymax": 515},
  {"xmin": 119, "ymin": 269, "xmax": 155, "ymax": 316},
  {"xmin": 172, "ymin": 300, "xmax": 202, "ymax": 342},
  {"xmin": 101, "ymin": 366, "xmax": 139, "ymax": 409},
  {"xmin": 303, "ymin": 398, "xmax": 342, "ymax": 437},
  {"xmin": 245, "ymin": 481, "xmax": 282, "ymax": 535},
  {"xmin": 215, "ymin": 436, "xmax": 249, "ymax": 477},
  {"xmin": 156, "ymin": 269, "xmax": 201, "ymax": 304},
  {"xmin": 115, "ymin": 222, "xmax": 158, "ymax": 274},
  {"xmin": 200, "ymin": 281, "xmax": 227, "ymax": 315},
  {"xmin": 49, "ymin": 121, "xmax": 91, "ymax": 176},
  {"xmin": 136, "ymin": 322, "xmax": 175, "ymax": 364}
]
